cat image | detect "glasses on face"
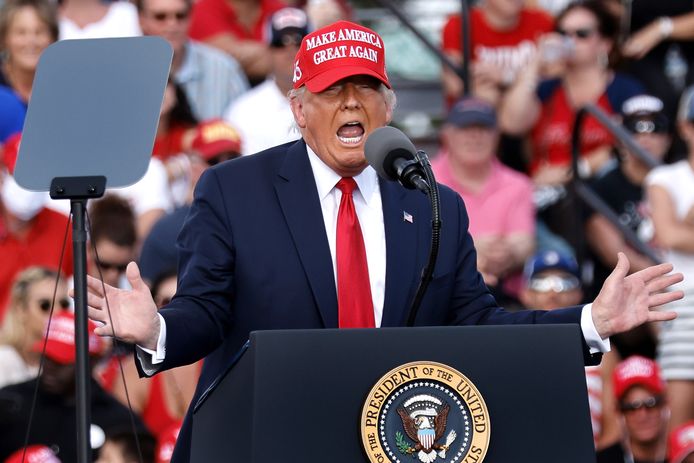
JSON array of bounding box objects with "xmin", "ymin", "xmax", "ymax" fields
[
  {"xmin": 147, "ymin": 10, "xmax": 189, "ymax": 22},
  {"xmin": 625, "ymin": 118, "xmax": 669, "ymax": 135},
  {"xmin": 97, "ymin": 260, "xmax": 129, "ymax": 273},
  {"xmin": 528, "ymin": 275, "xmax": 580, "ymax": 293},
  {"xmin": 556, "ymin": 27, "xmax": 596, "ymax": 40},
  {"xmin": 38, "ymin": 298, "xmax": 71, "ymax": 313},
  {"xmin": 620, "ymin": 396, "xmax": 664, "ymax": 413}
]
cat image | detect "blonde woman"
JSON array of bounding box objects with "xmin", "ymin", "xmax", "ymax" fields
[{"xmin": 0, "ymin": 266, "xmax": 70, "ymax": 388}]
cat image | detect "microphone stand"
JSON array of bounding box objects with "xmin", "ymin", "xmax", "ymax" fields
[{"xmin": 405, "ymin": 151, "xmax": 441, "ymax": 326}]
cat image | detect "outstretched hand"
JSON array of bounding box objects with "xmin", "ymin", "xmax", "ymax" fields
[
  {"xmin": 81, "ymin": 262, "xmax": 160, "ymax": 350},
  {"xmin": 592, "ymin": 252, "xmax": 683, "ymax": 339}
]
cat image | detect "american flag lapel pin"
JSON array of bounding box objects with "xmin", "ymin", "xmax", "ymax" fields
[{"xmin": 403, "ymin": 211, "xmax": 413, "ymax": 223}]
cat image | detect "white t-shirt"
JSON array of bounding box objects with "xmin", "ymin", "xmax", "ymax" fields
[
  {"xmin": 646, "ymin": 159, "xmax": 694, "ymax": 291},
  {"xmin": 223, "ymin": 79, "xmax": 300, "ymax": 156},
  {"xmin": 59, "ymin": 2, "xmax": 142, "ymax": 40},
  {"xmin": 0, "ymin": 345, "xmax": 37, "ymax": 389}
]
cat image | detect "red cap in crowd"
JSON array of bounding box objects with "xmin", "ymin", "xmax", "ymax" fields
[
  {"xmin": 292, "ymin": 20, "xmax": 390, "ymax": 92},
  {"xmin": 613, "ymin": 355, "xmax": 665, "ymax": 401},
  {"xmin": 5, "ymin": 445, "xmax": 61, "ymax": 463},
  {"xmin": 32, "ymin": 311, "xmax": 102, "ymax": 364},
  {"xmin": 155, "ymin": 421, "xmax": 182, "ymax": 463},
  {"xmin": 2, "ymin": 132, "xmax": 21, "ymax": 175},
  {"xmin": 190, "ymin": 119, "xmax": 242, "ymax": 161},
  {"xmin": 669, "ymin": 421, "xmax": 694, "ymax": 463}
]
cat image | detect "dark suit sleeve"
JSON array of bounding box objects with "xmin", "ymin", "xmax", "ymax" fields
[
  {"xmin": 156, "ymin": 168, "xmax": 237, "ymax": 370},
  {"xmin": 446, "ymin": 193, "xmax": 602, "ymax": 365}
]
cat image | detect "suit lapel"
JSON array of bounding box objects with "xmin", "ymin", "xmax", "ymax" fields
[
  {"xmin": 275, "ymin": 141, "xmax": 337, "ymax": 328},
  {"xmin": 379, "ymin": 178, "xmax": 423, "ymax": 327}
]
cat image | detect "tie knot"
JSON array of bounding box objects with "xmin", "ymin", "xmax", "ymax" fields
[{"xmin": 336, "ymin": 177, "xmax": 357, "ymax": 195}]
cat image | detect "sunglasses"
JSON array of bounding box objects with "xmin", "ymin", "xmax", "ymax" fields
[
  {"xmin": 528, "ymin": 275, "xmax": 580, "ymax": 293},
  {"xmin": 620, "ymin": 396, "xmax": 664, "ymax": 413},
  {"xmin": 556, "ymin": 28, "xmax": 596, "ymax": 40},
  {"xmin": 148, "ymin": 10, "xmax": 189, "ymax": 22},
  {"xmin": 97, "ymin": 261, "xmax": 129, "ymax": 273},
  {"xmin": 625, "ymin": 118, "xmax": 669, "ymax": 134},
  {"xmin": 38, "ymin": 298, "xmax": 71, "ymax": 312}
]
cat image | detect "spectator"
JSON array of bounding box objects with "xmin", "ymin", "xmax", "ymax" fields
[
  {"xmin": 440, "ymin": 0, "xmax": 554, "ymax": 107},
  {"xmin": 0, "ymin": 311, "xmax": 146, "ymax": 462},
  {"xmin": 111, "ymin": 270, "xmax": 200, "ymax": 439},
  {"xmin": 59, "ymin": 0, "xmax": 141, "ymax": 40},
  {"xmin": 520, "ymin": 249, "xmax": 621, "ymax": 450},
  {"xmin": 0, "ymin": 133, "xmax": 73, "ymax": 320},
  {"xmin": 187, "ymin": 0, "xmax": 286, "ymax": 84},
  {"xmin": 95, "ymin": 429, "xmax": 156, "ymax": 463},
  {"xmin": 137, "ymin": 0, "xmax": 249, "ymax": 121},
  {"xmin": 586, "ymin": 94, "xmax": 669, "ymax": 286},
  {"xmin": 4, "ymin": 445, "xmax": 61, "ymax": 463},
  {"xmin": 500, "ymin": 0, "xmax": 644, "ymax": 254},
  {"xmin": 88, "ymin": 195, "xmax": 138, "ymax": 289},
  {"xmin": 0, "ymin": 267, "xmax": 69, "ymax": 389},
  {"xmin": 645, "ymin": 86, "xmax": 694, "ymax": 431},
  {"xmin": 0, "ymin": 0, "xmax": 58, "ymax": 103},
  {"xmin": 669, "ymin": 421, "xmax": 694, "ymax": 463},
  {"xmin": 139, "ymin": 118, "xmax": 242, "ymax": 283},
  {"xmin": 0, "ymin": 86, "xmax": 24, "ymax": 144},
  {"xmin": 597, "ymin": 355, "xmax": 669, "ymax": 463},
  {"xmin": 432, "ymin": 96, "xmax": 534, "ymax": 303},
  {"xmin": 223, "ymin": 6, "xmax": 307, "ymax": 155}
]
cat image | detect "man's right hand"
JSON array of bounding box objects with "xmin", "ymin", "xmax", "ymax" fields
[{"xmin": 83, "ymin": 262, "xmax": 161, "ymax": 350}]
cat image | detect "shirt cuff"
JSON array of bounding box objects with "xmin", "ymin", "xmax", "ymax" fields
[
  {"xmin": 581, "ymin": 303, "xmax": 611, "ymax": 354},
  {"xmin": 135, "ymin": 313, "xmax": 167, "ymax": 376}
]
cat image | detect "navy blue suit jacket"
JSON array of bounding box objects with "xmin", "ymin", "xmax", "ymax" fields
[{"xmin": 156, "ymin": 140, "xmax": 592, "ymax": 461}]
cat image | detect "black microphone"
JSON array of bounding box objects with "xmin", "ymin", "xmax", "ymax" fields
[{"xmin": 364, "ymin": 126, "xmax": 430, "ymax": 192}]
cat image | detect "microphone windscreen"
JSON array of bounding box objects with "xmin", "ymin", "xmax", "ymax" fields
[{"xmin": 364, "ymin": 126, "xmax": 417, "ymax": 181}]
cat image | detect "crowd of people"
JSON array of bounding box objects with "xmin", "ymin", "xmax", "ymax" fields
[{"xmin": 0, "ymin": 0, "xmax": 693, "ymax": 461}]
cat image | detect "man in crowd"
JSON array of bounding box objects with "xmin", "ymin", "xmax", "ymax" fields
[
  {"xmin": 83, "ymin": 20, "xmax": 683, "ymax": 462},
  {"xmin": 597, "ymin": 356, "xmax": 669, "ymax": 463},
  {"xmin": 223, "ymin": 7, "xmax": 308, "ymax": 155},
  {"xmin": 0, "ymin": 312, "xmax": 148, "ymax": 461},
  {"xmin": 137, "ymin": 0, "xmax": 248, "ymax": 120}
]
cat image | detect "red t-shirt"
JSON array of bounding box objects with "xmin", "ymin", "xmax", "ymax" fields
[
  {"xmin": 188, "ymin": 0, "xmax": 286, "ymax": 42},
  {"xmin": 442, "ymin": 8, "xmax": 553, "ymax": 70},
  {"xmin": 529, "ymin": 74, "xmax": 644, "ymax": 174},
  {"xmin": 0, "ymin": 208, "xmax": 74, "ymax": 321}
]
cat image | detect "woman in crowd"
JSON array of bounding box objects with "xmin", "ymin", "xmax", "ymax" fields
[
  {"xmin": 0, "ymin": 266, "xmax": 70, "ymax": 388},
  {"xmin": 0, "ymin": 0, "xmax": 58, "ymax": 103}
]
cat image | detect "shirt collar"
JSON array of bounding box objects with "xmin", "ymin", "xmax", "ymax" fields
[{"xmin": 305, "ymin": 143, "xmax": 379, "ymax": 205}]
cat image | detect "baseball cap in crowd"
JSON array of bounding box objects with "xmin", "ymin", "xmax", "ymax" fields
[
  {"xmin": 190, "ymin": 119, "xmax": 242, "ymax": 163},
  {"xmin": 292, "ymin": 20, "xmax": 390, "ymax": 92},
  {"xmin": 679, "ymin": 85, "xmax": 694, "ymax": 123},
  {"xmin": 613, "ymin": 355, "xmax": 665, "ymax": 401},
  {"xmin": 622, "ymin": 95, "xmax": 669, "ymax": 134},
  {"xmin": 5, "ymin": 445, "xmax": 61, "ymax": 463},
  {"xmin": 446, "ymin": 97, "xmax": 497, "ymax": 128},
  {"xmin": 669, "ymin": 422, "xmax": 694, "ymax": 463},
  {"xmin": 2, "ymin": 132, "xmax": 21, "ymax": 174},
  {"xmin": 523, "ymin": 249, "xmax": 580, "ymax": 280},
  {"xmin": 268, "ymin": 7, "xmax": 310, "ymax": 48},
  {"xmin": 155, "ymin": 421, "xmax": 181, "ymax": 463},
  {"xmin": 33, "ymin": 311, "xmax": 102, "ymax": 364}
]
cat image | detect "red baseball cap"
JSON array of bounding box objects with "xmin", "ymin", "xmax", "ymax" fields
[
  {"xmin": 190, "ymin": 119, "xmax": 242, "ymax": 161},
  {"xmin": 669, "ymin": 421, "xmax": 694, "ymax": 463},
  {"xmin": 5, "ymin": 445, "xmax": 61, "ymax": 463},
  {"xmin": 292, "ymin": 20, "xmax": 390, "ymax": 93},
  {"xmin": 2, "ymin": 132, "xmax": 21, "ymax": 175},
  {"xmin": 33, "ymin": 311, "xmax": 103, "ymax": 364},
  {"xmin": 613, "ymin": 355, "xmax": 665, "ymax": 401},
  {"xmin": 155, "ymin": 421, "xmax": 182, "ymax": 463}
]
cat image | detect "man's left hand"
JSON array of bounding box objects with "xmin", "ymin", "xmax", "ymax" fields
[{"xmin": 592, "ymin": 252, "xmax": 683, "ymax": 339}]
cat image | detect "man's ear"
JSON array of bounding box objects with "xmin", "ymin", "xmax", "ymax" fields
[{"xmin": 290, "ymin": 97, "xmax": 307, "ymax": 129}]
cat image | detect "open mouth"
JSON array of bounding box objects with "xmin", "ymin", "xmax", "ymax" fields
[{"xmin": 337, "ymin": 121, "xmax": 365, "ymax": 145}]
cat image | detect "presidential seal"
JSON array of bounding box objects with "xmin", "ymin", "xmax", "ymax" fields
[{"xmin": 361, "ymin": 361, "xmax": 490, "ymax": 463}]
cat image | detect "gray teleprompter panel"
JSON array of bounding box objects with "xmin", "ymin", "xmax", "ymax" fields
[{"xmin": 14, "ymin": 36, "xmax": 172, "ymax": 191}]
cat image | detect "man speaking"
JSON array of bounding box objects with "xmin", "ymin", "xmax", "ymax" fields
[{"xmin": 84, "ymin": 20, "xmax": 683, "ymax": 462}]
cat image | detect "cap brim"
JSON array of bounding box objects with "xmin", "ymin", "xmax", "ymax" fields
[
  {"xmin": 673, "ymin": 448, "xmax": 694, "ymax": 463},
  {"xmin": 303, "ymin": 65, "xmax": 390, "ymax": 93},
  {"xmin": 33, "ymin": 341, "xmax": 75, "ymax": 364}
]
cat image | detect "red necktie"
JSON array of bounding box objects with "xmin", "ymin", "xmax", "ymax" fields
[{"xmin": 336, "ymin": 177, "xmax": 375, "ymax": 328}]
